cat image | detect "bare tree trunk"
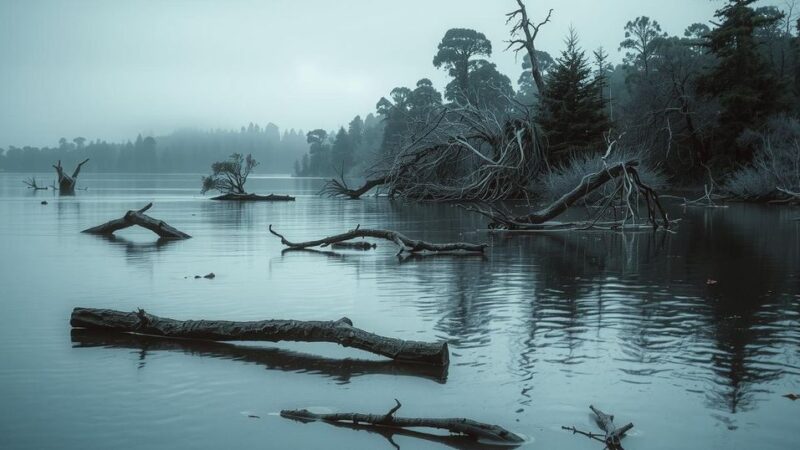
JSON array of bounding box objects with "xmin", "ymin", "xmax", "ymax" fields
[
  {"xmin": 281, "ymin": 400, "xmax": 524, "ymax": 444},
  {"xmin": 82, "ymin": 203, "xmax": 191, "ymax": 239},
  {"xmin": 70, "ymin": 308, "xmax": 449, "ymax": 366},
  {"xmin": 53, "ymin": 159, "xmax": 89, "ymax": 195}
]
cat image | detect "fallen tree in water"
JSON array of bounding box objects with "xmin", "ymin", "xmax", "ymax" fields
[
  {"xmin": 70, "ymin": 307, "xmax": 449, "ymax": 366},
  {"xmin": 23, "ymin": 177, "xmax": 49, "ymax": 190},
  {"xmin": 464, "ymin": 160, "xmax": 672, "ymax": 231},
  {"xmin": 562, "ymin": 405, "xmax": 633, "ymax": 450},
  {"xmin": 82, "ymin": 203, "xmax": 191, "ymax": 239},
  {"xmin": 281, "ymin": 399, "xmax": 524, "ymax": 445},
  {"xmin": 269, "ymin": 224, "xmax": 486, "ymax": 255},
  {"xmin": 53, "ymin": 158, "xmax": 89, "ymax": 195}
]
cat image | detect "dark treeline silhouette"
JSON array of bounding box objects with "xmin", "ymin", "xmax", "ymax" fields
[
  {"xmin": 0, "ymin": 123, "xmax": 309, "ymax": 174},
  {"xmin": 300, "ymin": 0, "xmax": 800, "ymax": 198}
]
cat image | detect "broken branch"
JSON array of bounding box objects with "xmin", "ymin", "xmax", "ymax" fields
[{"xmin": 82, "ymin": 203, "xmax": 191, "ymax": 239}]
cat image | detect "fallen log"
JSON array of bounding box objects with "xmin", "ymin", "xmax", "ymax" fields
[
  {"xmin": 82, "ymin": 203, "xmax": 191, "ymax": 239},
  {"xmin": 71, "ymin": 329, "xmax": 447, "ymax": 383},
  {"xmin": 465, "ymin": 161, "xmax": 671, "ymax": 230},
  {"xmin": 70, "ymin": 308, "xmax": 449, "ymax": 366},
  {"xmin": 23, "ymin": 176, "xmax": 48, "ymax": 190},
  {"xmin": 210, "ymin": 193, "xmax": 295, "ymax": 201},
  {"xmin": 321, "ymin": 176, "xmax": 387, "ymax": 199},
  {"xmin": 562, "ymin": 405, "xmax": 633, "ymax": 450},
  {"xmin": 53, "ymin": 158, "xmax": 89, "ymax": 195},
  {"xmin": 269, "ymin": 224, "xmax": 486, "ymax": 255},
  {"xmin": 281, "ymin": 399, "xmax": 524, "ymax": 445}
]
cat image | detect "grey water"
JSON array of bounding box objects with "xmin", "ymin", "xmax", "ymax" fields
[{"xmin": 0, "ymin": 172, "xmax": 798, "ymax": 450}]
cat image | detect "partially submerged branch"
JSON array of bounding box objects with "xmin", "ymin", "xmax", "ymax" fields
[
  {"xmin": 210, "ymin": 193, "xmax": 295, "ymax": 201},
  {"xmin": 281, "ymin": 399, "xmax": 524, "ymax": 445},
  {"xmin": 70, "ymin": 307, "xmax": 449, "ymax": 366},
  {"xmin": 82, "ymin": 203, "xmax": 191, "ymax": 239},
  {"xmin": 53, "ymin": 158, "xmax": 89, "ymax": 195},
  {"xmin": 22, "ymin": 177, "xmax": 48, "ymax": 190},
  {"xmin": 269, "ymin": 224, "xmax": 487, "ymax": 254},
  {"xmin": 562, "ymin": 405, "xmax": 633, "ymax": 450}
]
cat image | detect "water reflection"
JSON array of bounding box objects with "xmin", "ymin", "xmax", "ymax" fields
[{"xmin": 71, "ymin": 330, "xmax": 448, "ymax": 384}]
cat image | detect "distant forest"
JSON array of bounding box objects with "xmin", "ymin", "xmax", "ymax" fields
[{"xmin": 0, "ymin": 124, "xmax": 311, "ymax": 174}]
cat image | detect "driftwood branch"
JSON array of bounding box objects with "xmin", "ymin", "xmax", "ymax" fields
[
  {"xmin": 210, "ymin": 193, "xmax": 295, "ymax": 201},
  {"xmin": 70, "ymin": 308, "xmax": 449, "ymax": 366},
  {"xmin": 562, "ymin": 405, "xmax": 633, "ymax": 450},
  {"xmin": 320, "ymin": 176, "xmax": 387, "ymax": 199},
  {"xmin": 23, "ymin": 177, "xmax": 48, "ymax": 190},
  {"xmin": 269, "ymin": 224, "xmax": 486, "ymax": 255},
  {"xmin": 281, "ymin": 400, "xmax": 524, "ymax": 445},
  {"xmin": 82, "ymin": 203, "xmax": 191, "ymax": 239}
]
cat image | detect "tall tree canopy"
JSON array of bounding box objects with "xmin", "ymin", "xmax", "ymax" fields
[{"xmin": 433, "ymin": 28, "xmax": 492, "ymax": 103}]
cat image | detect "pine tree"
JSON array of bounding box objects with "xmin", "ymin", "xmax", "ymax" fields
[
  {"xmin": 537, "ymin": 29, "xmax": 610, "ymax": 159},
  {"xmin": 698, "ymin": 0, "xmax": 786, "ymax": 162}
]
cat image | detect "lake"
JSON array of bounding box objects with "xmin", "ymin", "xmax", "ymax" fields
[{"xmin": 0, "ymin": 172, "xmax": 798, "ymax": 450}]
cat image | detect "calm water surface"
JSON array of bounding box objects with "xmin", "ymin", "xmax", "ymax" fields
[{"xmin": 0, "ymin": 172, "xmax": 798, "ymax": 450}]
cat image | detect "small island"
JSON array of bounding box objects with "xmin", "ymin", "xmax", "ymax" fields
[{"xmin": 201, "ymin": 153, "xmax": 295, "ymax": 201}]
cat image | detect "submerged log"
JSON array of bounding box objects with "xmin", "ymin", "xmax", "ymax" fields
[
  {"xmin": 53, "ymin": 158, "xmax": 89, "ymax": 195},
  {"xmin": 82, "ymin": 203, "xmax": 191, "ymax": 239},
  {"xmin": 269, "ymin": 224, "xmax": 486, "ymax": 255},
  {"xmin": 70, "ymin": 308, "xmax": 449, "ymax": 366},
  {"xmin": 210, "ymin": 193, "xmax": 295, "ymax": 201},
  {"xmin": 562, "ymin": 405, "xmax": 633, "ymax": 450},
  {"xmin": 281, "ymin": 400, "xmax": 524, "ymax": 445}
]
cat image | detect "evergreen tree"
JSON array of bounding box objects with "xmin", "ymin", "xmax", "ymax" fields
[
  {"xmin": 537, "ymin": 29, "xmax": 611, "ymax": 159},
  {"xmin": 331, "ymin": 127, "xmax": 353, "ymax": 171},
  {"xmin": 697, "ymin": 0, "xmax": 786, "ymax": 162}
]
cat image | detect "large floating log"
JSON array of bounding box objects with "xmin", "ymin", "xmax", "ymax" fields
[
  {"xmin": 53, "ymin": 158, "xmax": 89, "ymax": 195},
  {"xmin": 269, "ymin": 224, "xmax": 486, "ymax": 255},
  {"xmin": 70, "ymin": 308, "xmax": 449, "ymax": 366},
  {"xmin": 281, "ymin": 400, "xmax": 524, "ymax": 445},
  {"xmin": 71, "ymin": 329, "xmax": 447, "ymax": 383},
  {"xmin": 210, "ymin": 193, "xmax": 295, "ymax": 201},
  {"xmin": 82, "ymin": 203, "xmax": 191, "ymax": 239}
]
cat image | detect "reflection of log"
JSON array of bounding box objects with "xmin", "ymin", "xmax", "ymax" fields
[
  {"xmin": 562, "ymin": 405, "xmax": 633, "ymax": 450},
  {"xmin": 82, "ymin": 203, "xmax": 191, "ymax": 239},
  {"xmin": 210, "ymin": 193, "xmax": 295, "ymax": 201},
  {"xmin": 52, "ymin": 158, "xmax": 89, "ymax": 195},
  {"xmin": 70, "ymin": 308, "xmax": 449, "ymax": 366},
  {"xmin": 269, "ymin": 224, "xmax": 486, "ymax": 255},
  {"xmin": 281, "ymin": 400, "xmax": 524, "ymax": 444},
  {"xmin": 70, "ymin": 329, "xmax": 447, "ymax": 383}
]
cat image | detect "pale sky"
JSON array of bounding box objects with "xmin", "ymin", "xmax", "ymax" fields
[{"xmin": 0, "ymin": 0, "xmax": 783, "ymax": 147}]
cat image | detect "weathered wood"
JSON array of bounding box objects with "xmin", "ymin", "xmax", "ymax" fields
[
  {"xmin": 331, "ymin": 241, "xmax": 377, "ymax": 250},
  {"xmin": 562, "ymin": 405, "xmax": 633, "ymax": 450},
  {"xmin": 82, "ymin": 203, "xmax": 191, "ymax": 239},
  {"xmin": 71, "ymin": 329, "xmax": 447, "ymax": 383},
  {"xmin": 52, "ymin": 158, "xmax": 89, "ymax": 195},
  {"xmin": 210, "ymin": 193, "xmax": 295, "ymax": 201},
  {"xmin": 70, "ymin": 308, "xmax": 449, "ymax": 366},
  {"xmin": 269, "ymin": 224, "xmax": 486, "ymax": 255},
  {"xmin": 321, "ymin": 176, "xmax": 388, "ymax": 199},
  {"xmin": 281, "ymin": 400, "xmax": 524, "ymax": 444}
]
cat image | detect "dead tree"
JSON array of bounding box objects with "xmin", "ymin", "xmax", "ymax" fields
[
  {"xmin": 82, "ymin": 203, "xmax": 191, "ymax": 239},
  {"xmin": 70, "ymin": 307, "xmax": 449, "ymax": 366},
  {"xmin": 281, "ymin": 399, "xmax": 524, "ymax": 445},
  {"xmin": 506, "ymin": 0, "xmax": 552, "ymax": 94},
  {"xmin": 22, "ymin": 177, "xmax": 48, "ymax": 190},
  {"xmin": 322, "ymin": 102, "xmax": 543, "ymax": 202},
  {"xmin": 210, "ymin": 193, "xmax": 295, "ymax": 201},
  {"xmin": 269, "ymin": 224, "xmax": 486, "ymax": 255},
  {"xmin": 52, "ymin": 158, "xmax": 89, "ymax": 195},
  {"xmin": 562, "ymin": 405, "xmax": 633, "ymax": 450},
  {"xmin": 464, "ymin": 161, "xmax": 671, "ymax": 231}
]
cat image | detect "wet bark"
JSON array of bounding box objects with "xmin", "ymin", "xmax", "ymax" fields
[
  {"xmin": 70, "ymin": 308, "xmax": 449, "ymax": 366},
  {"xmin": 82, "ymin": 203, "xmax": 191, "ymax": 239},
  {"xmin": 210, "ymin": 193, "xmax": 295, "ymax": 201},
  {"xmin": 281, "ymin": 400, "xmax": 524, "ymax": 444},
  {"xmin": 53, "ymin": 159, "xmax": 89, "ymax": 195}
]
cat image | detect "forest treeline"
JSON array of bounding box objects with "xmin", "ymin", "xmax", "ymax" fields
[
  {"xmin": 299, "ymin": 0, "xmax": 800, "ymax": 200},
  {"xmin": 0, "ymin": 124, "xmax": 310, "ymax": 174}
]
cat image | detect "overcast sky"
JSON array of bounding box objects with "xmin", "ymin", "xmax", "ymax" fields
[{"xmin": 0, "ymin": 0, "xmax": 786, "ymax": 147}]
